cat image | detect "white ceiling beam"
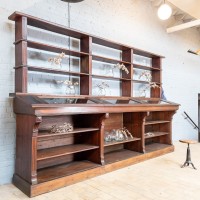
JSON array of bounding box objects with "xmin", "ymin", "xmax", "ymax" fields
[{"xmin": 167, "ymin": 19, "xmax": 200, "ymax": 33}]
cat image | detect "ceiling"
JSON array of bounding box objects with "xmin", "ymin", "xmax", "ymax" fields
[
  {"xmin": 151, "ymin": 0, "xmax": 200, "ymax": 33},
  {"xmin": 168, "ymin": 0, "xmax": 200, "ymax": 19}
]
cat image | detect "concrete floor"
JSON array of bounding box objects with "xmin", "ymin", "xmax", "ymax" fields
[{"xmin": 1, "ymin": 142, "xmax": 200, "ymax": 200}]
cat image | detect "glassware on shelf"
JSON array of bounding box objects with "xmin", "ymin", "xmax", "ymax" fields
[
  {"xmin": 115, "ymin": 129, "xmax": 124, "ymax": 141},
  {"xmin": 104, "ymin": 131, "xmax": 112, "ymax": 142},
  {"xmin": 104, "ymin": 128, "xmax": 133, "ymax": 143},
  {"xmin": 94, "ymin": 81, "xmax": 111, "ymax": 96},
  {"xmin": 55, "ymin": 79, "xmax": 79, "ymax": 96},
  {"xmin": 66, "ymin": 85, "xmax": 76, "ymax": 95}
]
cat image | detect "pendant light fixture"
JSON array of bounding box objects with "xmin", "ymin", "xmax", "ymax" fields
[
  {"xmin": 61, "ymin": 0, "xmax": 84, "ymax": 2},
  {"xmin": 157, "ymin": 0, "xmax": 172, "ymax": 20}
]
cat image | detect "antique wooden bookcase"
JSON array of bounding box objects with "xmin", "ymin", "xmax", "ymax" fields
[{"xmin": 9, "ymin": 11, "xmax": 179, "ymax": 197}]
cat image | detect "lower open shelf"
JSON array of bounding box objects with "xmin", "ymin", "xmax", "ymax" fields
[
  {"xmin": 13, "ymin": 143, "xmax": 174, "ymax": 197},
  {"xmin": 37, "ymin": 160, "xmax": 100, "ymax": 183},
  {"xmin": 145, "ymin": 143, "xmax": 172, "ymax": 153},
  {"xmin": 104, "ymin": 149, "xmax": 142, "ymax": 164}
]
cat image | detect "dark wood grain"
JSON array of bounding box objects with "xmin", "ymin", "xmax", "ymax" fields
[
  {"xmin": 38, "ymin": 128, "xmax": 99, "ymax": 138},
  {"xmin": 104, "ymin": 149, "xmax": 142, "ymax": 164},
  {"xmin": 9, "ymin": 12, "xmax": 179, "ymax": 198},
  {"xmin": 37, "ymin": 160, "xmax": 100, "ymax": 183},
  {"xmin": 37, "ymin": 144, "xmax": 99, "ymax": 161},
  {"xmin": 92, "ymin": 55, "xmax": 131, "ymax": 65},
  {"xmin": 92, "ymin": 74, "xmax": 131, "ymax": 81},
  {"xmin": 145, "ymin": 143, "xmax": 171, "ymax": 153},
  {"xmin": 145, "ymin": 132, "xmax": 169, "ymax": 139},
  {"xmin": 25, "ymin": 66, "xmax": 89, "ymax": 76},
  {"xmin": 104, "ymin": 137, "xmax": 141, "ymax": 147},
  {"xmin": 133, "ymin": 64, "xmax": 161, "ymax": 71},
  {"xmin": 27, "ymin": 40, "xmax": 89, "ymax": 56},
  {"xmin": 145, "ymin": 120, "xmax": 170, "ymax": 125}
]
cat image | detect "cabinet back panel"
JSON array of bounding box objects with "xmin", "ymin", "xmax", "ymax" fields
[
  {"xmin": 104, "ymin": 113, "xmax": 123, "ymax": 131},
  {"xmin": 39, "ymin": 116, "xmax": 73, "ymax": 131},
  {"xmin": 37, "ymin": 132, "xmax": 94, "ymax": 149},
  {"xmin": 37, "ymin": 154, "xmax": 74, "ymax": 169},
  {"xmin": 104, "ymin": 144, "xmax": 124, "ymax": 153}
]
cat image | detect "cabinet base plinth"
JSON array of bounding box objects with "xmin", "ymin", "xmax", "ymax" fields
[{"xmin": 13, "ymin": 145, "xmax": 174, "ymax": 197}]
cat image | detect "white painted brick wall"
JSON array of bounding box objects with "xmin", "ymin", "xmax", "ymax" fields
[{"xmin": 0, "ymin": 0, "xmax": 200, "ymax": 184}]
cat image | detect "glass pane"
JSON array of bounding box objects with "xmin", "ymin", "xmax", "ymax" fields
[
  {"xmin": 133, "ymin": 82, "xmax": 150, "ymax": 98},
  {"xmin": 92, "ymin": 78, "xmax": 120, "ymax": 96},
  {"xmin": 28, "ymin": 71, "xmax": 80, "ymax": 95},
  {"xmin": 92, "ymin": 43, "xmax": 121, "ymax": 60},
  {"xmin": 133, "ymin": 54, "xmax": 152, "ymax": 67},
  {"xmin": 92, "ymin": 61, "xmax": 121, "ymax": 78}
]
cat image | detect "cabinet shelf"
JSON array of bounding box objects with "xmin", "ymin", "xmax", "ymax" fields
[
  {"xmin": 92, "ymin": 54, "xmax": 131, "ymax": 65},
  {"xmin": 145, "ymin": 132, "xmax": 169, "ymax": 139},
  {"xmin": 9, "ymin": 12, "xmax": 179, "ymax": 197},
  {"xmin": 145, "ymin": 120, "xmax": 170, "ymax": 125},
  {"xmin": 27, "ymin": 40, "xmax": 89, "ymax": 57},
  {"xmin": 92, "ymin": 74, "xmax": 131, "ymax": 81},
  {"xmin": 133, "ymin": 64, "xmax": 160, "ymax": 71},
  {"xmin": 133, "ymin": 80, "xmax": 161, "ymax": 85},
  {"xmin": 23, "ymin": 65, "xmax": 89, "ymax": 76},
  {"xmin": 105, "ymin": 149, "xmax": 142, "ymax": 164},
  {"xmin": 104, "ymin": 137, "xmax": 140, "ymax": 147},
  {"xmin": 37, "ymin": 144, "xmax": 99, "ymax": 161},
  {"xmin": 38, "ymin": 128, "xmax": 99, "ymax": 138},
  {"xmin": 145, "ymin": 143, "xmax": 172, "ymax": 153},
  {"xmin": 37, "ymin": 160, "xmax": 100, "ymax": 183},
  {"xmin": 132, "ymin": 80, "xmax": 149, "ymax": 84}
]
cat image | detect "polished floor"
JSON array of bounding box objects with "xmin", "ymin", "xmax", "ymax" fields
[{"xmin": 0, "ymin": 142, "xmax": 200, "ymax": 200}]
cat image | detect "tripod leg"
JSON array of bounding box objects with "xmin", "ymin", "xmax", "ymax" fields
[
  {"xmin": 191, "ymin": 163, "xmax": 197, "ymax": 170},
  {"xmin": 181, "ymin": 161, "xmax": 187, "ymax": 168}
]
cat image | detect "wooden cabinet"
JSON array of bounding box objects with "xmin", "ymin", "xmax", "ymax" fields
[{"xmin": 9, "ymin": 11, "xmax": 179, "ymax": 197}]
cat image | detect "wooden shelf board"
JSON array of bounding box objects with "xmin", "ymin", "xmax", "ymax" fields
[
  {"xmin": 92, "ymin": 55, "xmax": 131, "ymax": 65},
  {"xmin": 92, "ymin": 74, "xmax": 131, "ymax": 81},
  {"xmin": 133, "ymin": 80, "xmax": 161, "ymax": 85},
  {"xmin": 145, "ymin": 120, "xmax": 170, "ymax": 125},
  {"xmin": 9, "ymin": 12, "xmax": 164, "ymax": 58},
  {"xmin": 104, "ymin": 137, "xmax": 141, "ymax": 147},
  {"xmin": 105, "ymin": 149, "xmax": 142, "ymax": 164},
  {"xmin": 27, "ymin": 40, "xmax": 89, "ymax": 57},
  {"xmin": 25, "ymin": 66, "xmax": 89, "ymax": 76},
  {"xmin": 133, "ymin": 64, "xmax": 161, "ymax": 71},
  {"xmin": 38, "ymin": 128, "xmax": 99, "ymax": 138},
  {"xmin": 37, "ymin": 144, "xmax": 99, "ymax": 161},
  {"xmin": 37, "ymin": 160, "xmax": 100, "ymax": 183},
  {"xmin": 132, "ymin": 80, "xmax": 149, "ymax": 84},
  {"xmin": 145, "ymin": 132, "xmax": 169, "ymax": 139},
  {"xmin": 145, "ymin": 143, "xmax": 172, "ymax": 153}
]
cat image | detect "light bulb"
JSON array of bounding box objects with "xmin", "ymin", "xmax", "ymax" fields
[{"xmin": 157, "ymin": 4, "xmax": 172, "ymax": 20}]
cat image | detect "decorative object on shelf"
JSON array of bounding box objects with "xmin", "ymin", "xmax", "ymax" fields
[
  {"xmin": 48, "ymin": 52, "xmax": 65, "ymax": 67},
  {"xmin": 123, "ymin": 127, "xmax": 133, "ymax": 139},
  {"xmin": 104, "ymin": 128, "xmax": 133, "ymax": 143},
  {"xmin": 102, "ymin": 63, "xmax": 129, "ymax": 77},
  {"xmin": 50, "ymin": 122, "xmax": 73, "ymax": 133},
  {"xmin": 138, "ymin": 70, "xmax": 160, "ymax": 97},
  {"xmin": 104, "ymin": 131, "xmax": 112, "ymax": 142},
  {"xmin": 56, "ymin": 80, "xmax": 79, "ymax": 95},
  {"xmin": 115, "ymin": 63, "xmax": 129, "ymax": 74},
  {"xmin": 94, "ymin": 81, "xmax": 110, "ymax": 96},
  {"xmin": 145, "ymin": 132, "xmax": 155, "ymax": 137},
  {"xmin": 139, "ymin": 70, "xmax": 152, "ymax": 82}
]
